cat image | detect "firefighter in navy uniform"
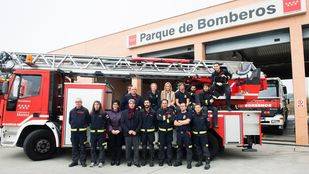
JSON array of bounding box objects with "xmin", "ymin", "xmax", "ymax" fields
[
  {"xmin": 89, "ymin": 101, "xmax": 109, "ymax": 168},
  {"xmin": 188, "ymin": 85, "xmax": 198, "ymax": 110},
  {"xmin": 211, "ymin": 62, "xmax": 232, "ymax": 111},
  {"xmin": 173, "ymin": 103, "xmax": 193, "ymax": 169},
  {"xmin": 175, "ymin": 83, "xmax": 190, "ymax": 109},
  {"xmin": 191, "ymin": 104, "xmax": 211, "ymax": 170},
  {"xmin": 157, "ymin": 99, "xmax": 174, "ymax": 166},
  {"xmin": 199, "ymin": 84, "xmax": 218, "ymax": 128},
  {"xmin": 145, "ymin": 83, "xmax": 161, "ymax": 111},
  {"xmin": 68, "ymin": 98, "xmax": 90, "ymax": 167},
  {"xmin": 140, "ymin": 99, "xmax": 157, "ymax": 167}
]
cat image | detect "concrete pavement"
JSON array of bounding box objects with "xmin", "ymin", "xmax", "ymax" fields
[{"xmin": 0, "ymin": 144, "xmax": 309, "ymax": 174}]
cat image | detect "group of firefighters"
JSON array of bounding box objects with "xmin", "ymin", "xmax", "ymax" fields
[{"xmin": 68, "ymin": 63, "xmax": 232, "ymax": 170}]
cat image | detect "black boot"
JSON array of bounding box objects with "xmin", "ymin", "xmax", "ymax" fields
[
  {"xmin": 111, "ymin": 160, "xmax": 116, "ymax": 166},
  {"xmin": 187, "ymin": 162, "xmax": 192, "ymax": 169},
  {"xmin": 68, "ymin": 162, "xmax": 78, "ymax": 167},
  {"xmin": 195, "ymin": 161, "xmax": 203, "ymax": 167},
  {"xmin": 159, "ymin": 161, "xmax": 164, "ymax": 166},
  {"xmin": 204, "ymin": 160, "xmax": 210, "ymax": 170},
  {"xmin": 173, "ymin": 161, "xmax": 182, "ymax": 167},
  {"xmin": 149, "ymin": 160, "xmax": 154, "ymax": 167}
]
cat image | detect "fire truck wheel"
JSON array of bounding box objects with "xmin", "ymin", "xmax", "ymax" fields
[
  {"xmin": 208, "ymin": 133, "xmax": 219, "ymax": 159},
  {"xmin": 23, "ymin": 129, "xmax": 57, "ymax": 161}
]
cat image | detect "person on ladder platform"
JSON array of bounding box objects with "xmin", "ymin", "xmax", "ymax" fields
[
  {"xmin": 188, "ymin": 84, "xmax": 198, "ymax": 110},
  {"xmin": 173, "ymin": 103, "xmax": 193, "ymax": 169},
  {"xmin": 68, "ymin": 98, "xmax": 90, "ymax": 167},
  {"xmin": 121, "ymin": 99, "xmax": 142, "ymax": 167},
  {"xmin": 199, "ymin": 84, "xmax": 218, "ymax": 128},
  {"xmin": 157, "ymin": 99, "xmax": 174, "ymax": 166},
  {"xmin": 89, "ymin": 101, "xmax": 109, "ymax": 168},
  {"xmin": 175, "ymin": 82, "xmax": 190, "ymax": 112},
  {"xmin": 211, "ymin": 62, "xmax": 232, "ymax": 111},
  {"xmin": 140, "ymin": 99, "xmax": 157, "ymax": 167},
  {"xmin": 191, "ymin": 104, "xmax": 211, "ymax": 170}
]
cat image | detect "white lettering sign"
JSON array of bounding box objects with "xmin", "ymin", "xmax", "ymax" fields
[{"xmin": 127, "ymin": 0, "xmax": 306, "ymax": 48}]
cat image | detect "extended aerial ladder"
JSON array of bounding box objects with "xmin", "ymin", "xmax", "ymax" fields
[{"xmin": 0, "ymin": 51, "xmax": 262, "ymax": 79}]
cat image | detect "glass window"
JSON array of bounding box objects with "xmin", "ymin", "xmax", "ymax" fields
[
  {"xmin": 9, "ymin": 75, "xmax": 42, "ymax": 99},
  {"xmin": 258, "ymin": 81, "xmax": 279, "ymax": 98}
]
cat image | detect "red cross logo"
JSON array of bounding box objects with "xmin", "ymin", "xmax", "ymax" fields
[
  {"xmin": 283, "ymin": 0, "xmax": 301, "ymax": 13},
  {"xmin": 128, "ymin": 35, "xmax": 137, "ymax": 47}
]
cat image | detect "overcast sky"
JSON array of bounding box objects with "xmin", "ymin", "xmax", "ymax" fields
[{"xmin": 0, "ymin": 0, "xmax": 231, "ymax": 53}]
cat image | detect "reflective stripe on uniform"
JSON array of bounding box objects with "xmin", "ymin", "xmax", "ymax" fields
[
  {"xmin": 71, "ymin": 128, "xmax": 87, "ymax": 132},
  {"xmin": 159, "ymin": 127, "xmax": 173, "ymax": 132},
  {"xmin": 90, "ymin": 129, "xmax": 106, "ymax": 133},
  {"xmin": 141, "ymin": 128, "xmax": 155, "ymax": 132},
  {"xmin": 192, "ymin": 130, "xmax": 207, "ymax": 135}
]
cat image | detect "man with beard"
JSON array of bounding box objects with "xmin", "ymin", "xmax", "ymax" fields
[{"xmin": 140, "ymin": 99, "xmax": 157, "ymax": 167}]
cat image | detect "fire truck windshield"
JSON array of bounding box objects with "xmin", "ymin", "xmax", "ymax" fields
[{"xmin": 258, "ymin": 81, "xmax": 279, "ymax": 98}]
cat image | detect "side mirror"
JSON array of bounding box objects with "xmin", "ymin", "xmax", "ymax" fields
[{"xmin": 1, "ymin": 81, "xmax": 9, "ymax": 94}]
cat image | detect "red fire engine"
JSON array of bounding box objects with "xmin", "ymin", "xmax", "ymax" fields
[
  {"xmin": 0, "ymin": 52, "xmax": 265, "ymax": 160},
  {"xmin": 236, "ymin": 77, "xmax": 289, "ymax": 135}
]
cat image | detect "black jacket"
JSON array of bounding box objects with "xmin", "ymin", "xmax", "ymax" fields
[
  {"xmin": 199, "ymin": 90, "xmax": 215, "ymax": 107},
  {"xmin": 140, "ymin": 108, "xmax": 157, "ymax": 130},
  {"xmin": 90, "ymin": 111, "xmax": 108, "ymax": 130},
  {"xmin": 121, "ymin": 109, "xmax": 141, "ymax": 136},
  {"xmin": 211, "ymin": 68, "xmax": 232, "ymax": 84},
  {"xmin": 145, "ymin": 90, "xmax": 161, "ymax": 111},
  {"xmin": 121, "ymin": 93, "xmax": 144, "ymax": 111},
  {"xmin": 157, "ymin": 108, "xmax": 174, "ymax": 129},
  {"xmin": 191, "ymin": 111, "xmax": 209, "ymax": 132},
  {"xmin": 69, "ymin": 106, "xmax": 90, "ymax": 129}
]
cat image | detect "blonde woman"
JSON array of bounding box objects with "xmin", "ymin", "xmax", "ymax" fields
[{"xmin": 160, "ymin": 82, "xmax": 175, "ymax": 107}]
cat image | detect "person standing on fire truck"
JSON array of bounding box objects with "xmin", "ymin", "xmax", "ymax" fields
[
  {"xmin": 145, "ymin": 83, "xmax": 161, "ymax": 111},
  {"xmin": 173, "ymin": 102, "xmax": 193, "ymax": 169},
  {"xmin": 211, "ymin": 62, "xmax": 232, "ymax": 111},
  {"xmin": 68, "ymin": 98, "xmax": 90, "ymax": 167},
  {"xmin": 157, "ymin": 99, "xmax": 174, "ymax": 166},
  {"xmin": 121, "ymin": 86, "xmax": 143, "ymax": 110},
  {"xmin": 121, "ymin": 99, "xmax": 141, "ymax": 167},
  {"xmin": 140, "ymin": 99, "xmax": 157, "ymax": 167},
  {"xmin": 191, "ymin": 104, "xmax": 211, "ymax": 170},
  {"xmin": 89, "ymin": 101, "xmax": 109, "ymax": 168},
  {"xmin": 199, "ymin": 84, "xmax": 218, "ymax": 128},
  {"xmin": 175, "ymin": 83, "xmax": 190, "ymax": 108},
  {"xmin": 188, "ymin": 84, "xmax": 198, "ymax": 109}
]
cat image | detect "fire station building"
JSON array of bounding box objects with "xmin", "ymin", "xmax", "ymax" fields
[{"xmin": 50, "ymin": 0, "xmax": 309, "ymax": 145}]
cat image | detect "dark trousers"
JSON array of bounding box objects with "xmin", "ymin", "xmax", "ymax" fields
[
  {"xmin": 204, "ymin": 106, "xmax": 218, "ymax": 127},
  {"xmin": 141, "ymin": 132, "xmax": 155, "ymax": 161},
  {"xmin": 124, "ymin": 136, "xmax": 140, "ymax": 163},
  {"xmin": 176, "ymin": 132, "xmax": 192, "ymax": 164},
  {"xmin": 71, "ymin": 132, "xmax": 87, "ymax": 164},
  {"xmin": 193, "ymin": 134, "xmax": 211, "ymax": 161},
  {"xmin": 158, "ymin": 130, "xmax": 173, "ymax": 162},
  {"xmin": 109, "ymin": 133, "xmax": 123, "ymax": 161},
  {"xmin": 214, "ymin": 84, "xmax": 231, "ymax": 108},
  {"xmin": 90, "ymin": 132, "xmax": 106, "ymax": 163}
]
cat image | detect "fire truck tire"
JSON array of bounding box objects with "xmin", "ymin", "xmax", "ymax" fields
[
  {"xmin": 23, "ymin": 129, "xmax": 57, "ymax": 161},
  {"xmin": 208, "ymin": 133, "xmax": 219, "ymax": 159}
]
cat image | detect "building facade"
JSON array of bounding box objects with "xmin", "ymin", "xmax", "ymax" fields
[{"xmin": 50, "ymin": 0, "xmax": 309, "ymax": 145}]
